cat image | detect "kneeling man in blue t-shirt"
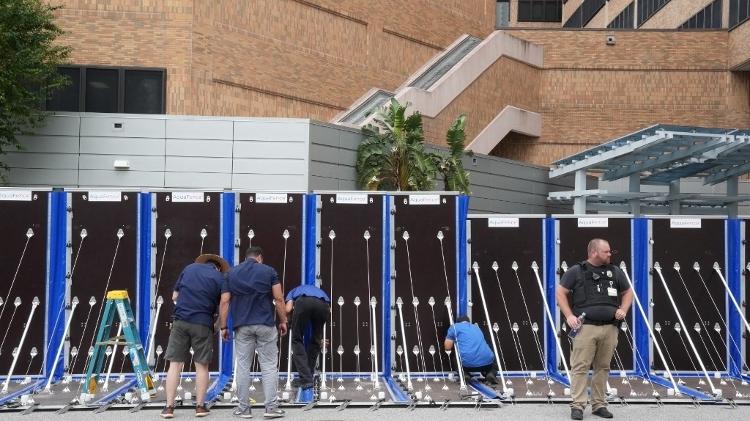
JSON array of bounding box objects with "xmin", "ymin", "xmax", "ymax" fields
[{"xmin": 444, "ymin": 316, "xmax": 498, "ymax": 384}]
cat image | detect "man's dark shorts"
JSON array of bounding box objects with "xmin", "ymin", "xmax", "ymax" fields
[{"xmin": 165, "ymin": 319, "xmax": 214, "ymax": 364}]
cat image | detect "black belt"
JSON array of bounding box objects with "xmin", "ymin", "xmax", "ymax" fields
[{"xmin": 583, "ymin": 320, "xmax": 617, "ymax": 326}]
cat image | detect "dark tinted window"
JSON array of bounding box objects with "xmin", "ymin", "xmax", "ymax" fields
[
  {"xmin": 730, "ymin": 0, "xmax": 750, "ymax": 28},
  {"xmin": 564, "ymin": 0, "xmax": 605, "ymax": 28},
  {"xmin": 638, "ymin": 0, "xmax": 671, "ymax": 27},
  {"xmin": 608, "ymin": 2, "xmax": 634, "ymax": 28},
  {"xmin": 681, "ymin": 0, "xmax": 722, "ymax": 29},
  {"xmin": 518, "ymin": 0, "xmax": 561, "ymax": 22},
  {"xmin": 47, "ymin": 67, "xmax": 80, "ymax": 111},
  {"xmin": 45, "ymin": 66, "xmax": 165, "ymax": 114},
  {"xmin": 124, "ymin": 70, "xmax": 164, "ymax": 114},
  {"xmin": 85, "ymin": 68, "xmax": 119, "ymax": 113}
]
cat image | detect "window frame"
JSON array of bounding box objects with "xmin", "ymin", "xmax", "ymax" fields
[
  {"xmin": 46, "ymin": 65, "xmax": 167, "ymax": 114},
  {"xmin": 517, "ymin": 0, "xmax": 562, "ymax": 23}
]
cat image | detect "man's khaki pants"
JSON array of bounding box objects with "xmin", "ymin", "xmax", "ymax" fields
[{"xmin": 569, "ymin": 324, "xmax": 618, "ymax": 410}]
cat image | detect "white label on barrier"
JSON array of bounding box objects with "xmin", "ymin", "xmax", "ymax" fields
[
  {"xmin": 408, "ymin": 194, "xmax": 440, "ymax": 205},
  {"xmin": 0, "ymin": 190, "xmax": 32, "ymax": 201},
  {"xmin": 171, "ymin": 191, "xmax": 204, "ymax": 203},
  {"xmin": 487, "ymin": 217, "xmax": 520, "ymax": 228},
  {"xmin": 670, "ymin": 218, "xmax": 701, "ymax": 229},
  {"xmin": 336, "ymin": 193, "xmax": 368, "ymax": 205},
  {"xmin": 577, "ymin": 218, "xmax": 609, "ymax": 228},
  {"xmin": 256, "ymin": 193, "xmax": 288, "ymax": 203},
  {"xmin": 88, "ymin": 191, "xmax": 121, "ymax": 202}
]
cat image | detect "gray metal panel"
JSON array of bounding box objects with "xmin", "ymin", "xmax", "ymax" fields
[
  {"xmin": 164, "ymin": 172, "xmax": 231, "ymax": 189},
  {"xmin": 15, "ymin": 136, "xmax": 79, "ymax": 154},
  {"xmin": 78, "ymin": 170, "xmax": 164, "ymax": 187},
  {"xmin": 468, "ymin": 195, "xmax": 548, "ymax": 214},
  {"xmin": 6, "ymin": 168, "xmax": 78, "ymax": 186},
  {"xmin": 232, "ymin": 173, "xmax": 307, "ymax": 191},
  {"xmin": 308, "ymin": 124, "xmax": 340, "ymax": 147},
  {"xmin": 338, "ymin": 130, "xmax": 361, "ymax": 150},
  {"xmin": 166, "ymin": 156, "xmax": 232, "ymax": 173},
  {"xmin": 166, "ymin": 139, "xmax": 233, "ymax": 157},
  {"xmin": 233, "ymin": 158, "xmax": 306, "ymax": 175},
  {"xmin": 34, "ymin": 114, "xmax": 81, "ymax": 136},
  {"xmin": 309, "ymin": 161, "xmax": 356, "ymax": 180},
  {"xmin": 233, "ymin": 141, "xmax": 307, "ymax": 159},
  {"xmin": 79, "ymin": 154, "xmax": 165, "ymax": 171},
  {"xmin": 309, "ymin": 144, "xmax": 341, "ymax": 164},
  {"xmin": 234, "ymin": 121, "xmax": 309, "ymax": 142},
  {"xmin": 3, "ymin": 152, "xmax": 79, "ymax": 169},
  {"xmin": 80, "ymin": 116, "xmax": 166, "ymax": 138},
  {"xmin": 80, "ymin": 137, "xmax": 165, "ymax": 155},
  {"xmin": 308, "ymin": 175, "xmax": 340, "ymax": 190},
  {"xmin": 166, "ymin": 119, "xmax": 233, "ymax": 140}
]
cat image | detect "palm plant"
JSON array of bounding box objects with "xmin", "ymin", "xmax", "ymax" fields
[
  {"xmin": 440, "ymin": 114, "xmax": 471, "ymax": 195},
  {"xmin": 356, "ymin": 98, "xmax": 440, "ymax": 191}
]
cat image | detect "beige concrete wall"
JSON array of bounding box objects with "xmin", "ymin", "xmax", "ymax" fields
[{"xmin": 729, "ymin": 20, "xmax": 750, "ymax": 69}]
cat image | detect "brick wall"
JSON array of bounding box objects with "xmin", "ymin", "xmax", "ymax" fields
[
  {"xmin": 53, "ymin": 0, "xmax": 496, "ymax": 119},
  {"xmin": 51, "ymin": 2, "xmax": 750, "ymax": 169},
  {"xmin": 503, "ymin": 30, "xmax": 749, "ymax": 165}
]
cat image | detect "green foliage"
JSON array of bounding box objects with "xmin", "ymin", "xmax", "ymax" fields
[
  {"xmin": 356, "ymin": 98, "xmax": 441, "ymax": 191},
  {"xmin": 356, "ymin": 98, "xmax": 471, "ymax": 194},
  {"xmin": 439, "ymin": 114, "xmax": 471, "ymax": 195},
  {"xmin": 0, "ymin": 0, "xmax": 70, "ymax": 180}
]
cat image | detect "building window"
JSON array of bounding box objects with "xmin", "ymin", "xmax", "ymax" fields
[
  {"xmin": 637, "ymin": 0, "xmax": 671, "ymax": 27},
  {"xmin": 46, "ymin": 67, "xmax": 80, "ymax": 112},
  {"xmin": 496, "ymin": 0, "xmax": 510, "ymax": 28},
  {"xmin": 564, "ymin": 0, "xmax": 605, "ymax": 28},
  {"xmin": 47, "ymin": 66, "xmax": 166, "ymax": 114},
  {"xmin": 85, "ymin": 68, "xmax": 119, "ymax": 113},
  {"xmin": 608, "ymin": 2, "xmax": 635, "ymax": 29},
  {"xmin": 518, "ymin": 0, "xmax": 562, "ymax": 22},
  {"xmin": 680, "ymin": 0, "xmax": 722, "ymax": 29},
  {"xmin": 729, "ymin": 0, "xmax": 750, "ymax": 28}
]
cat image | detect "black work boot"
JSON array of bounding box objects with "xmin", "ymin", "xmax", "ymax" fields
[
  {"xmin": 571, "ymin": 408, "xmax": 584, "ymax": 420},
  {"xmin": 592, "ymin": 407, "xmax": 613, "ymax": 418}
]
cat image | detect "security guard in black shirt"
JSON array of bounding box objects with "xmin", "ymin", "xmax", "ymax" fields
[{"xmin": 557, "ymin": 239, "xmax": 633, "ymax": 420}]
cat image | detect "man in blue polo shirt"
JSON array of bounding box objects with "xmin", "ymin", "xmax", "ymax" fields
[
  {"xmin": 444, "ymin": 316, "xmax": 498, "ymax": 384},
  {"xmin": 161, "ymin": 254, "xmax": 228, "ymax": 419},
  {"xmin": 284, "ymin": 284, "xmax": 330, "ymax": 389},
  {"xmin": 219, "ymin": 246, "xmax": 287, "ymax": 419}
]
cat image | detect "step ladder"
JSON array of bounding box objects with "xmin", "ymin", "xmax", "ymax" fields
[{"xmin": 81, "ymin": 290, "xmax": 155, "ymax": 403}]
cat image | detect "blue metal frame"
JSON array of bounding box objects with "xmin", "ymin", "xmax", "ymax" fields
[
  {"xmin": 294, "ymin": 194, "xmax": 318, "ymax": 404},
  {"xmin": 543, "ymin": 218, "xmax": 558, "ymax": 376},
  {"xmin": 137, "ymin": 193, "xmax": 151, "ymax": 346},
  {"xmin": 632, "ymin": 218, "xmax": 650, "ymax": 376},
  {"xmin": 47, "ymin": 191, "xmax": 67, "ymax": 380},
  {"xmin": 456, "ymin": 195, "xmax": 469, "ymax": 317},
  {"xmin": 303, "ymin": 194, "xmax": 317, "ymax": 287},
  {"xmin": 382, "ymin": 195, "xmax": 392, "ymax": 377},
  {"xmin": 220, "ymin": 193, "xmax": 236, "ymax": 374},
  {"xmin": 726, "ymin": 218, "xmax": 743, "ymax": 377}
]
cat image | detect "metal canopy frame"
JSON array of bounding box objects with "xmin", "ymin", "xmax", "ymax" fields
[{"xmin": 548, "ymin": 125, "xmax": 750, "ymax": 215}]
